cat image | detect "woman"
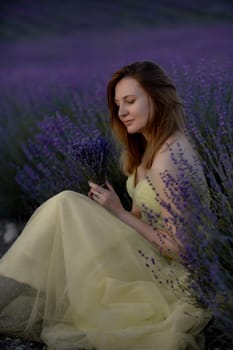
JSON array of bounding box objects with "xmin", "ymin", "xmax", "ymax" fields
[{"xmin": 0, "ymin": 61, "xmax": 211, "ymax": 349}]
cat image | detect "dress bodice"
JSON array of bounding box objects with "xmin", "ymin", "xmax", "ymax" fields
[
  {"xmin": 126, "ymin": 173, "xmax": 166, "ymax": 230},
  {"xmin": 126, "ymin": 167, "xmax": 210, "ymax": 233}
]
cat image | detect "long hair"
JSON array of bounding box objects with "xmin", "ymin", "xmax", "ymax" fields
[{"xmin": 107, "ymin": 61, "xmax": 185, "ymax": 175}]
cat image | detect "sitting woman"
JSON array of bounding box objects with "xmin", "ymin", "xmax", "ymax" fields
[{"xmin": 0, "ymin": 61, "xmax": 211, "ymax": 350}]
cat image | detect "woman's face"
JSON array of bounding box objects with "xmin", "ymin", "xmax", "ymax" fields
[{"xmin": 114, "ymin": 77, "xmax": 153, "ymax": 137}]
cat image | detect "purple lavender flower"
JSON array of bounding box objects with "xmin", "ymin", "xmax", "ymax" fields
[
  {"xmin": 138, "ymin": 138, "xmax": 233, "ymax": 341},
  {"xmin": 69, "ymin": 129, "xmax": 109, "ymax": 185}
]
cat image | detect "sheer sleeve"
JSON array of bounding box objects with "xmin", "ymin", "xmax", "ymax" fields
[{"xmin": 149, "ymin": 137, "xmax": 209, "ymax": 242}]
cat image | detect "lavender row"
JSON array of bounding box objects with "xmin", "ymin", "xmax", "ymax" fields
[{"xmin": 1, "ymin": 0, "xmax": 232, "ymax": 41}]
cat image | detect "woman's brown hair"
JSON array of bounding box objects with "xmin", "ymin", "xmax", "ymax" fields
[{"xmin": 107, "ymin": 61, "xmax": 185, "ymax": 175}]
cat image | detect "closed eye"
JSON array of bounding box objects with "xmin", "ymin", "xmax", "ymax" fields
[{"xmin": 115, "ymin": 99, "xmax": 135, "ymax": 108}]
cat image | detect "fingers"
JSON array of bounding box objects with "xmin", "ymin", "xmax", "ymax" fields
[
  {"xmin": 88, "ymin": 181, "xmax": 112, "ymax": 194},
  {"xmin": 87, "ymin": 180, "xmax": 123, "ymax": 215},
  {"xmin": 105, "ymin": 181, "xmax": 114, "ymax": 192},
  {"xmin": 87, "ymin": 190, "xmax": 93, "ymax": 199},
  {"xmin": 92, "ymin": 192, "xmax": 101, "ymax": 201},
  {"xmin": 88, "ymin": 181, "xmax": 104, "ymax": 202},
  {"xmin": 88, "ymin": 181, "xmax": 101, "ymax": 191},
  {"xmin": 88, "ymin": 181, "xmax": 115, "ymax": 206},
  {"xmin": 88, "ymin": 182, "xmax": 103, "ymax": 194}
]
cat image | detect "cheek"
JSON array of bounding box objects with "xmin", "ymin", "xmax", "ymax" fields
[
  {"xmin": 143, "ymin": 102, "xmax": 153, "ymax": 122},
  {"xmin": 138, "ymin": 104, "xmax": 150, "ymax": 122}
]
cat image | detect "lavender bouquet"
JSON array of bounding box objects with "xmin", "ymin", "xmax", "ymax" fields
[{"xmin": 69, "ymin": 129, "xmax": 109, "ymax": 186}]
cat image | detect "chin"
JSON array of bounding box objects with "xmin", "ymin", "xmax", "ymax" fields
[
  {"xmin": 126, "ymin": 129, "xmax": 136, "ymax": 134},
  {"xmin": 126, "ymin": 126, "xmax": 143, "ymax": 134}
]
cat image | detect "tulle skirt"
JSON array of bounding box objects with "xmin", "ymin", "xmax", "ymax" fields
[{"xmin": 0, "ymin": 191, "xmax": 211, "ymax": 350}]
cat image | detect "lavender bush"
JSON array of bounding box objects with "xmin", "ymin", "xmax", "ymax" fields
[
  {"xmin": 13, "ymin": 112, "xmax": 130, "ymax": 214},
  {"xmin": 13, "ymin": 113, "xmax": 84, "ymax": 211},
  {"xmin": 137, "ymin": 121, "xmax": 233, "ymax": 348}
]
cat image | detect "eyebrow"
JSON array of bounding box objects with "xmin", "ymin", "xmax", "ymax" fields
[{"xmin": 114, "ymin": 94, "xmax": 136, "ymax": 102}]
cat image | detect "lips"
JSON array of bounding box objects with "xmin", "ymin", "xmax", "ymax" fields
[{"xmin": 124, "ymin": 120, "xmax": 134, "ymax": 126}]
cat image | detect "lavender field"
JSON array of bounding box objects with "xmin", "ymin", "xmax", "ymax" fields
[
  {"xmin": 0, "ymin": 22, "xmax": 232, "ymax": 217},
  {"xmin": 0, "ymin": 1, "xmax": 233, "ymax": 348}
]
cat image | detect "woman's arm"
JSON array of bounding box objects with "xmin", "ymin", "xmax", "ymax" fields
[
  {"xmin": 131, "ymin": 200, "xmax": 142, "ymax": 219},
  {"xmin": 117, "ymin": 209, "xmax": 183, "ymax": 260},
  {"xmin": 88, "ymin": 181, "xmax": 183, "ymax": 261}
]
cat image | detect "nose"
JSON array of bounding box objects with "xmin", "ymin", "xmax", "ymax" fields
[{"xmin": 118, "ymin": 104, "xmax": 129, "ymax": 119}]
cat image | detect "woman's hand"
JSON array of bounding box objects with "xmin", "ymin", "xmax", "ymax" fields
[{"xmin": 88, "ymin": 181, "xmax": 125, "ymax": 217}]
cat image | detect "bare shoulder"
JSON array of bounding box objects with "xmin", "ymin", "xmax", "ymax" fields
[{"xmin": 151, "ymin": 132, "xmax": 197, "ymax": 174}]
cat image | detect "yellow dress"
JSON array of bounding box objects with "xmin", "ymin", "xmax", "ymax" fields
[{"xmin": 0, "ymin": 175, "xmax": 210, "ymax": 350}]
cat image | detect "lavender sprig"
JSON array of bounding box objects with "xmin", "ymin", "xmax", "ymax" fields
[{"xmin": 69, "ymin": 129, "xmax": 109, "ymax": 185}]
